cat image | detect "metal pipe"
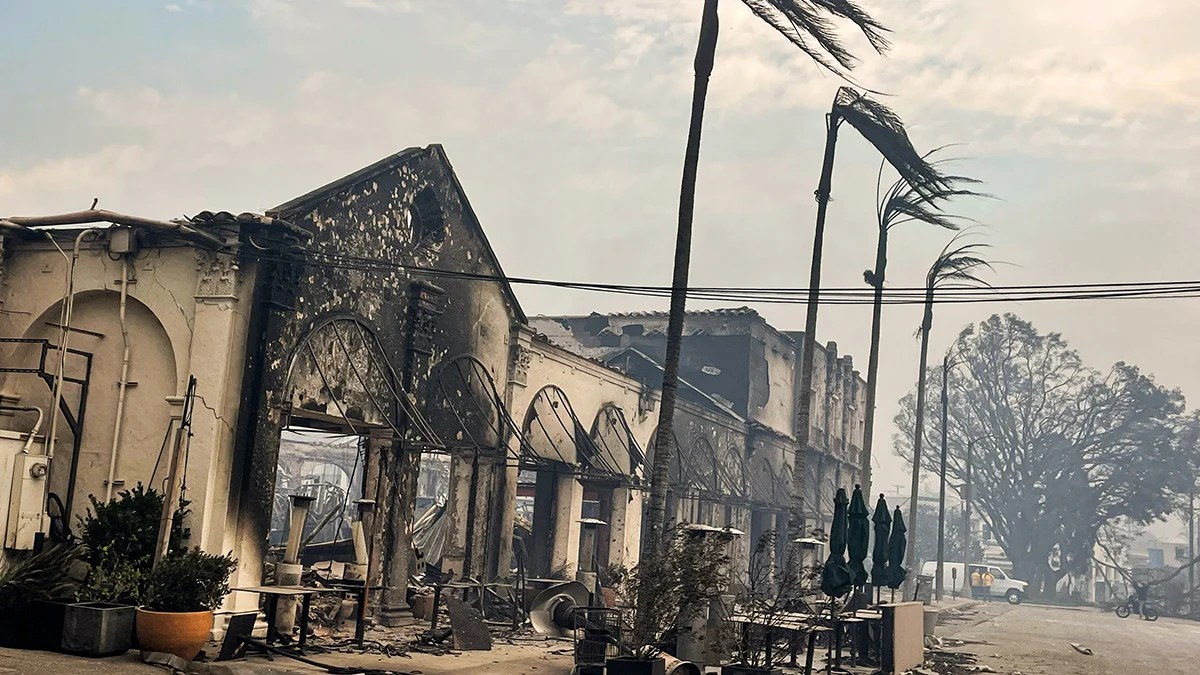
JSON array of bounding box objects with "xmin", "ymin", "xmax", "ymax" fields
[
  {"xmin": 48, "ymin": 229, "xmax": 101, "ymax": 464},
  {"xmin": 0, "ymin": 405, "xmax": 45, "ymax": 454},
  {"xmin": 5, "ymin": 209, "xmax": 222, "ymax": 249},
  {"xmin": 104, "ymin": 256, "xmax": 132, "ymax": 501}
]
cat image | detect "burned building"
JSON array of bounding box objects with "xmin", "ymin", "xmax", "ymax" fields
[
  {"xmin": 530, "ymin": 309, "xmax": 868, "ymax": 537},
  {"xmin": 0, "ymin": 144, "xmax": 865, "ymax": 629}
]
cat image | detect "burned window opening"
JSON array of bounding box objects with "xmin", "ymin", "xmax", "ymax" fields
[
  {"xmin": 410, "ymin": 186, "xmax": 446, "ymax": 245},
  {"xmin": 286, "ymin": 316, "xmax": 441, "ymax": 449}
]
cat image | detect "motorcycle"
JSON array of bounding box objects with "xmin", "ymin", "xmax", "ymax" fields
[{"xmin": 1114, "ymin": 595, "xmax": 1159, "ymax": 621}]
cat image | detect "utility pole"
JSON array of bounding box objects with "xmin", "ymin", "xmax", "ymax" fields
[
  {"xmin": 1190, "ymin": 471, "xmax": 1195, "ymax": 617},
  {"xmin": 936, "ymin": 354, "xmax": 950, "ymax": 603},
  {"xmin": 963, "ymin": 439, "xmax": 972, "ymax": 565}
]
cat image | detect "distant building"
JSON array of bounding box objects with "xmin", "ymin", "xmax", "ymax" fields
[{"xmin": 531, "ymin": 309, "xmax": 868, "ymax": 536}]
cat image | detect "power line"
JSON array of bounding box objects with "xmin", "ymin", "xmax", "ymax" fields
[{"xmin": 231, "ymin": 247, "xmax": 1200, "ymax": 306}]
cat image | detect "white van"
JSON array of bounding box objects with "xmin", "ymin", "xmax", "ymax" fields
[{"xmin": 920, "ymin": 561, "xmax": 1028, "ymax": 604}]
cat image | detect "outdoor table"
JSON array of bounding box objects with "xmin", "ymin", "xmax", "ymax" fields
[
  {"xmin": 729, "ymin": 609, "xmax": 829, "ymax": 669},
  {"xmin": 231, "ymin": 586, "xmax": 321, "ymax": 654}
]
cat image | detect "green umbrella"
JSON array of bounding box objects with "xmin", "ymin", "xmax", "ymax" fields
[
  {"xmin": 870, "ymin": 494, "xmax": 891, "ymax": 588},
  {"xmin": 820, "ymin": 487, "xmax": 854, "ymax": 598},
  {"xmin": 886, "ymin": 506, "xmax": 908, "ymax": 590},
  {"xmin": 847, "ymin": 485, "xmax": 870, "ymax": 588}
]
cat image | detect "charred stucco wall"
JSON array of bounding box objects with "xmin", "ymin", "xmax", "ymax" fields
[{"xmin": 234, "ymin": 147, "xmax": 520, "ymax": 587}]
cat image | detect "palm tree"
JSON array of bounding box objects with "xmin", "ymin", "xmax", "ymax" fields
[
  {"xmin": 859, "ymin": 153, "xmax": 984, "ymax": 499},
  {"xmin": 904, "ymin": 235, "xmax": 992, "ymax": 595},
  {"xmin": 647, "ymin": 0, "xmax": 890, "ymax": 557},
  {"xmin": 791, "ymin": 87, "xmax": 948, "ymax": 543}
]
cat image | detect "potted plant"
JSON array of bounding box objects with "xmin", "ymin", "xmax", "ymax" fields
[
  {"xmin": 718, "ymin": 533, "xmax": 820, "ymax": 675},
  {"xmin": 137, "ymin": 549, "xmax": 236, "ymax": 661},
  {"xmin": 0, "ymin": 545, "xmax": 81, "ymax": 648},
  {"xmin": 609, "ymin": 526, "xmax": 732, "ymax": 675},
  {"xmin": 61, "ymin": 486, "xmax": 186, "ymax": 657}
]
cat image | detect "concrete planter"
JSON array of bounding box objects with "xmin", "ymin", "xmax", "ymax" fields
[
  {"xmin": 61, "ymin": 602, "xmax": 136, "ymax": 657},
  {"xmin": 606, "ymin": 656, "xmax": 666, "ymax": 675},
  {"xmin": 26, "ymin": 600, "xmax": 72, "ymax": 651}
]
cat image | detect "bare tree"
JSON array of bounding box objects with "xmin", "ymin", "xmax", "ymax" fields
[{"xmin": 896, "ymin": 314, "xmax": 1199, "ymax": 597}]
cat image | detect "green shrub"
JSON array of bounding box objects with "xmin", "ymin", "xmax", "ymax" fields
[
  {"xmin": 75, "ymin": 543, "xmax": 145, "ymax": 605},
  {"xmin": 76, "ymin": 485, "xmax": 188, "ymax": 604},
  {"xmin": 143, "ymin": 549, "xmax": 237, "ymax": 613},
  {"xmin": 78, "ymin": 485, "xmax": 186, "ymax": 569}
]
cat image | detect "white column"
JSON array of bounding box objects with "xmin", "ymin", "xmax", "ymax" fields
[{"xmin": 551, "ymin": 474, "xmax": 583, "ymax": 578}]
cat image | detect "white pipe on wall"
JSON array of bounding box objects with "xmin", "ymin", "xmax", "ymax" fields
[
  {"xmin": 104, "ymin": 255, "xmax": 132, "ymax": 501},
  {"xmin": 47, "ymin": 228, "xmax": 101, "ymax": 463}
]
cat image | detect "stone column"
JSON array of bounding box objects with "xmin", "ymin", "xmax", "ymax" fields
[
  {"xmin": 493, "ymin": 457, "xmax": 519, "ymax": 579},
  {"xmin": 607, "ymin": 486, "xmax": 630, "ymax": 570},
  {"xmin": 379, "ymin": 434, "xmax": 421, "ymax": 626},
  {"xmin": 550, "ymin": 474, "xmax": 583, "ymax": 579},
  {"xmin": 441, "ymin": 450, "xmax": 474, "ymax": 579},
  {"xmin": 363, "ymin": 429, "xmax": 392, "ymax": 614},
  {"xmin": 188, "ymin": 251, "xmax": 250, "ymax": 556}
]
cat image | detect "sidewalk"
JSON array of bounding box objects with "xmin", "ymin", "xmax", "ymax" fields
[{"xmin": 0, "ymin": 638, "xmax": 575, "ymax": 675}]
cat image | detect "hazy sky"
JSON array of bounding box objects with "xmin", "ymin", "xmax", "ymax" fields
[{"xmin": 3, "ymin": 0, "xmax": 1199, "ymax": 491}]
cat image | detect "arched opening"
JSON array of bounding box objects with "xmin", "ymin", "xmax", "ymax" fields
[
  {"xmin": 423, "ymin": 354, "xmax": 519, "ymax": 578},
  {"xmin": 270, "ymin": 314, "xmax": 396, "ymax": 562},
  {"xmin": 518, "ymin": 385, "xmax": 588, "ymax": 579},
  {"xmin": 1, "ymin": 290, "xmax": 175, "ymax": 527}
]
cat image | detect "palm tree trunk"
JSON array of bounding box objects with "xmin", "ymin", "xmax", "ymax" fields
[
  {"xmin": 861, "ymin": 228, "xmax": 887, "ymax": 499},
  {"xmin": 905, "ymin": 291, "xmax": 934, "ymax": 597},
  {"xmin": 791, "ymin": 111, "xmax": 841, "ymax": 543},
  {"xmin": 645, "ymin": 0, "xmax": 719, "ymax": 556}
]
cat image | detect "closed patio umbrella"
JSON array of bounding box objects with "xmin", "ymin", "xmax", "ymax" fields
[
  {"xmin": 847, "ymin": 485, "xmax": 870, "ymax": 590},
  {"xmin": 886, "ymin": 506, "xmax": 908, "ymax": 594},
  {"xmin": 820, "ymin": 487, "xmax": 854, "ymax": 598},
  {"xmin": 870, "ymin": 494, "xmax": 891, "ymax": 591}
]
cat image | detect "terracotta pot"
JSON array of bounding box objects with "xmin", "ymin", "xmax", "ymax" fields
[{"xmin": 135, "ymin": 608, "xmax": 213, "ymax": 661}]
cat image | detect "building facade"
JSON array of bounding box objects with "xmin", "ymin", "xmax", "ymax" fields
[{"xmin": 0, "ymin": 144, "xmax": 867, "ymax": 624}]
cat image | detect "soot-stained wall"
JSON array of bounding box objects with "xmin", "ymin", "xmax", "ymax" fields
[{"xmin": 232, "ymin": 145, "xmax": 522, "ymax": 582}]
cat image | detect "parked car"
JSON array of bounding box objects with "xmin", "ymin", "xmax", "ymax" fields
[{"xmin": 920, "ymin": 561, "xmax": 1028, "ymax": 604}]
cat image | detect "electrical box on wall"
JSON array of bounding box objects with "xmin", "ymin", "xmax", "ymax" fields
[
  {"xmin": 107, "ymin": 226, "xmax": 140, "ymax": 255},
  {"xmin": 0, "ymin": 431, "xmax": 49, "ymax": 550}
]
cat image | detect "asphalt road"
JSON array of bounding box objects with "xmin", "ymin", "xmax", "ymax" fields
[{"xmin": 941, "ymin": 602, "xmax": 1200, "ymax": 675}]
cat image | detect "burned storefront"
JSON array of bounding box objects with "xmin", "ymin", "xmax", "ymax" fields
[{"xmin": 0, "ymin": 143, "xmax": 866, "ymax": 635}]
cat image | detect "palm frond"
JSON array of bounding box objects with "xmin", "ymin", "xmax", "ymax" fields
[
  {"xmin": 878, "ymin": 148, "xmax": 990, "ymax": 232},
  {"xmin": 927, "ymin": 235, "xmax": 994, "ymax": 290},
  {"xmin": 741, "ymin": 0, "xmax": 889, "ymax": 76},
  {"xmin": 834, "ymin": 88, "xmax": 947, "ymax": 197}
]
